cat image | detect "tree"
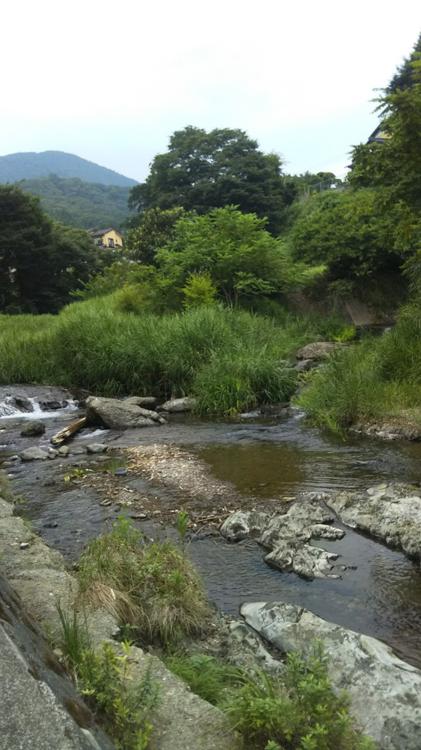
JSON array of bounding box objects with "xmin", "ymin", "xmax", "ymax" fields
[
  {"xmin": 289, "ymin": 188, "xmax": 410, "ymax": 282},
  {"xmin": 126, "ymin": 206, "xmax": 186, "ymax": 264},
  {"xmin": 129, "ymin": 127, "xmax": 296, "ymax": 234},
  {"xmin": 0, "ymin": 185, "xmax": 102, "ymax": 313},
  {"xmin": 155, "ymin": 206, "xmax": 309, "ymax": 306}
]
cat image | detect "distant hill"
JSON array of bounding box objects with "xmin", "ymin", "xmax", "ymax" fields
[
  {"xmin": 0, "ymin": 150, "xmax": 137, "ymax": 187},
  {"xmin": 19, "ymin": 175, "xmax": 132, "ymax": 229}
]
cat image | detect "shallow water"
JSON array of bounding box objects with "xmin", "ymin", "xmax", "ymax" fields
[{"xmin": 2, "ymin": 399, "xmax": 421, "ymax": 667}]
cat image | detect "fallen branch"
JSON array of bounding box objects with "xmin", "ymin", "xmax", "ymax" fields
[{"xmin": 51, "ymin": 416, "xmax": 87, "ymax": 445}]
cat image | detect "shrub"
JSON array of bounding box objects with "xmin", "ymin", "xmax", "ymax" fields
[
  {"xmin": 77, "ymin": 518, "xmax": 211, "ymax": 646},
  {"xmin": 224, "ymin": 647, "xmax": 375, "ymax": 750},
  {"xmin": 182, "ymin": 272, "xmax": 217, "ymax": 308}
]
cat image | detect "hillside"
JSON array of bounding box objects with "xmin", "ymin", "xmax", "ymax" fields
[
  {"xmin": 0, "ymin": 150, "xmax": 137, "ymax": 187},
  {"xmin": 19, "ymin": 175, "xmax": 132, "ymax": 229}
]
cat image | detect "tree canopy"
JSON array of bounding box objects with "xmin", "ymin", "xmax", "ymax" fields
[
  {"xmin": 0, "ymin": 185, "xmax": 104, "ymax": 313},
  {"xmin": 129, "ymin": 127, "xmax": 296, "ymax": 234}
]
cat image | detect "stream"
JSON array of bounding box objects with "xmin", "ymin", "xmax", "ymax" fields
[{"xmin": 1, "ymin": 386, "xmax": 421, "ymax": 668}]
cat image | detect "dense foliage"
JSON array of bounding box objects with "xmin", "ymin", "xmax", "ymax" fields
[
  {"xmin": 129, "ymin": 126, "xmax": 297, "ymax": 234},
  {"xmin": 0, "ymin": 300, "xmax": 342, "ymax": 414},
  {"xmin": 19, "ymin": 175, "xmax": 132, "ymax": 229},
  {"xmin": 0, "ymin": 186, "xmax": 106, "ymax": 313}
]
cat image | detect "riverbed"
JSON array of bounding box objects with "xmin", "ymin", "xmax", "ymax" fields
[{"xmin": 1, "ymin": 386, "xmax": 421, "ymax": 668}]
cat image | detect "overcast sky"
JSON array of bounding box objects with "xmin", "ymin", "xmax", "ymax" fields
[{"xmin": 1, "ymin": 1, "xmax": 419, "ymax": 181}]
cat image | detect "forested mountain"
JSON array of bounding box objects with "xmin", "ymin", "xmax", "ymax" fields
[
  {"xmin": 19, "ymin": 175, "xmax": 132, "ymax": 229},
  {"xmin": 0, "ymin": 150, "xmax": 137, "ymax": 187}
]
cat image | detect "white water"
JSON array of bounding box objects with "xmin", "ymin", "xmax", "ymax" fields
[{"xmin": 0, "ymin": 396, "xmax": 78, "ymax": 420}]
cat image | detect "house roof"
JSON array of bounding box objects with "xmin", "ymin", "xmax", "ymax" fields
[{"xmin": 88, "ymin": 227, "xmax": 122, "ymax": 237}]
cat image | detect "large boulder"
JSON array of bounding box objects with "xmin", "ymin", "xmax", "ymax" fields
[
  {"xmin": 159, "ymin": 397, "xmax": 196, "ymax": 413},
  {"xmin": 124, "ymin": 396, "xmax": 158, "ymax": 409},
  {"xmin": 325, "ymin": 482, "xmax": 421, "ymax": 562},
  {"xmin": 86, "ymin": 396, "xmax": 160, "ymax": 429},
  {"xmin": 220, "ymin": 497, "xmax": 345, "ymax": 579},
  {"xmin": 241, "ymin": 601, "xmax": 421, "ymax": 750},
  {"xmin": 296, "ymin": 341, "xmax": 341, "ymax": 361}
]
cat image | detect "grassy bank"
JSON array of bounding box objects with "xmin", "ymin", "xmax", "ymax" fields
[
  {"xmin": 0, "ymin": 297, "xmax": 343, "ymax": 415},
  {"xmin": 298, "ymin": 303, "xmax": 421, "ymax": 433}
]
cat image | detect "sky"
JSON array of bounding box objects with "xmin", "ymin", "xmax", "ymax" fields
[{"xmin": 1, "ymin": 0, "xmax": 420, "ymax": 182}]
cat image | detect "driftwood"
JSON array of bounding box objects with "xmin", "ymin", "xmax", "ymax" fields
[{"xmin": 51, "ymin": 416, "xmax": 87, "ymax": 446}]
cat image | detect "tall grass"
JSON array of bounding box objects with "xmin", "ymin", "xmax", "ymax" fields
[
  {"xmin": 0, "ymin": 296, "xmax": 338, "ymax": 414},
  {"xmin": 298, "ymin": 303, "xmax": 421, "ymax": 432}
]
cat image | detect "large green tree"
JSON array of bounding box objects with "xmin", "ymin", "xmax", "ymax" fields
[
  {"xmin": 129, "ymin": 127, "xmax": 296, "ymax": 234},
  {"xmin": 0, "ymin": 185, "xmax": 102, "ymax": 313}
]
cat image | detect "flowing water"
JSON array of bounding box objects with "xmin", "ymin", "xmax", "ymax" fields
[{"xmin": 2, "ymin": 390, "xmax": 421, "ymax": 667}]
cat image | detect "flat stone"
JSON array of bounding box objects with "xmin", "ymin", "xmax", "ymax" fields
[
  {"xmin": 86, "ymin": 443, "xmax": 108, "ymax": 454},
  {"xmin": 241, "ymin": 601, "xmax": 421, "ymax": 750},
  {"xmin": 20, "ymin": 447, "xmax": 49, "ymax": 461},
  {"xmin": 20, "ymin": 421, "xmax": 46, "ymax": 437},
  {"xmin": 159, "ymin": 397, "xmax": 196, "ymax": 413},
  {"xmin": 124, "ymin": 396, "xmax": 157, "ymax": 408}
]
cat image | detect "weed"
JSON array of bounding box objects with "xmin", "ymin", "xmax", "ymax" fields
[
  {"xmin": 223, "ymin": 645, "xmax": 375, "ymax": 750},
  {"xmin": 166, "ymin": 653, "xmax": 244, "ymax": 705},
  {"xmin": 63, "ymin": 467, "xmax": 92, "ymax": 483}
]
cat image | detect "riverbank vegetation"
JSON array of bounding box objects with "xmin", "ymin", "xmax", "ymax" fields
[{"xmin": 0, "ymin": 299, "xmax": 343, "ymax": 414}]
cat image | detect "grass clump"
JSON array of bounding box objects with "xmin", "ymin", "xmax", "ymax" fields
[
  {"xmin": 298, "ymin": 303, "xmax": 421, "ymax": 433},
  {"xmin": 57, "ymin": 605, "xmax": 156, "ymax": 750},
  {"xmin": 77, "ymin": 517, "xmax": 211, "ymax": 646},
  {"xmin": 165, "ymin": 653, "xmax": 244, "ymax": 705}
]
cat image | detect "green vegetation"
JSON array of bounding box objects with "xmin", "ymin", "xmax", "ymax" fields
[
  {"xmin": 0, "ymin": 186, "xmax": 107, "ymax": 313},
  {"xmin": 298, "ymin": 303, "xmax": 421, "ymax": 433},
  {"xmin": 20, "ymin": 175, "xmax": 132, "ymax": 229},
  {"xmin": 166, "ymin": 648, "xmax": 374, "ymax": 750},
  {"xmin": 129, "ymin": 126, "xmax": 297, "ymax": 234},
  {"xmin": 57, "ymin": 605, "xmax": 156, "ymax": 750},
  {"xmin": 77, "ymin": 517, "xmax": 211, "ymax": 645},
  {"xmin": 0, "ymin": 299, "xmax": 336, "ymax": 414}
]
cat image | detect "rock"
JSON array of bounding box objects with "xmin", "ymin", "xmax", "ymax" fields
[
  {"xmin": 295, "ymin": 358, "xmax": 316, "ymax": 372},
  {"xmin": 220, "ymin": 510, "xmax": 271, "ymax": 541},
  {"xmin": 221, "ymin": 497, "xmax": 345, "ymax": 579},
  {"xmin": 122, "ymin": 644, "xmax": 241, "ymax": 750},
  {"xmin": 86, "ymin": 443, "xmax": 108, "ymax": 454},
  {"xmin": 296, "ymin": 341, "xmax": 341, "ymax": 361},
  {"xmin": 57, "ymin": 445, "xmax": 70, "ymax": 457},
  {"xmin": 39, "ymin": 399, "xmax": 67, "ymax": 410},
  {"xmin": 47, "ymin": 448, "xmax": 58, "ymax": 459},
  {"xmin": 13, "ymin": 396, "xmax": 33, "ymax": 412},
  {"xmin": 124, "ymin": 396, "xmax": 157, "ymax": 408},
  {"xmin": 351, "ymin": 420, "xmax": 421, "ymax": 441},
  {"xmin": 0, "ymin": 575, "xmax": 114, "ymax": 750},
  {"xmin": 325, "ymin": 482, "xmax": 421, "ymax": 562},
  {"xmin": 20, "ymin": 421, "xmax": 46, "ymax": 437},
  {"xmin": 241, "ymin": 601, "xmax": 421, "ymax": 750},
  {"xmin": 86, "ymin": 396, "xmax": 157, "ymax": 429},
  {"xmin": 19, "ymin": 447, "xmax": 49, "ymax": 461},
  {"xmin": 159, "ymin": 397, "xmax": 197, "ymax": 413}
]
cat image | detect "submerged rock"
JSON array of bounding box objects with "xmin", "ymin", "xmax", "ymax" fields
[
  {"xmin": 296, "ymin": 341, "xmax": 341, "ymax": 361},
  {"xmin": 19, "ymin": 447, "xmax": 49, "ymax": 461},
  {"xmin": 20, "ymin": 421, "xmax": 46, "ymax": 437},
  {"xmin": 159, "ymin": 397, "xmax": 196, "ymax": 413},
  {"xmin": 221, "ymin": 496, "xmax": 345, "ymax": 579},
  {"xmin": 325, "ymin": 482, "xmax": 421, "ymax": 562},
  {"xmin": 241, "ymin": 601, "xmax": 421, "ymax": 750},
  {"xmin": 86, "ymin": 396, "xmax": 159, "ymax": 430}
]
